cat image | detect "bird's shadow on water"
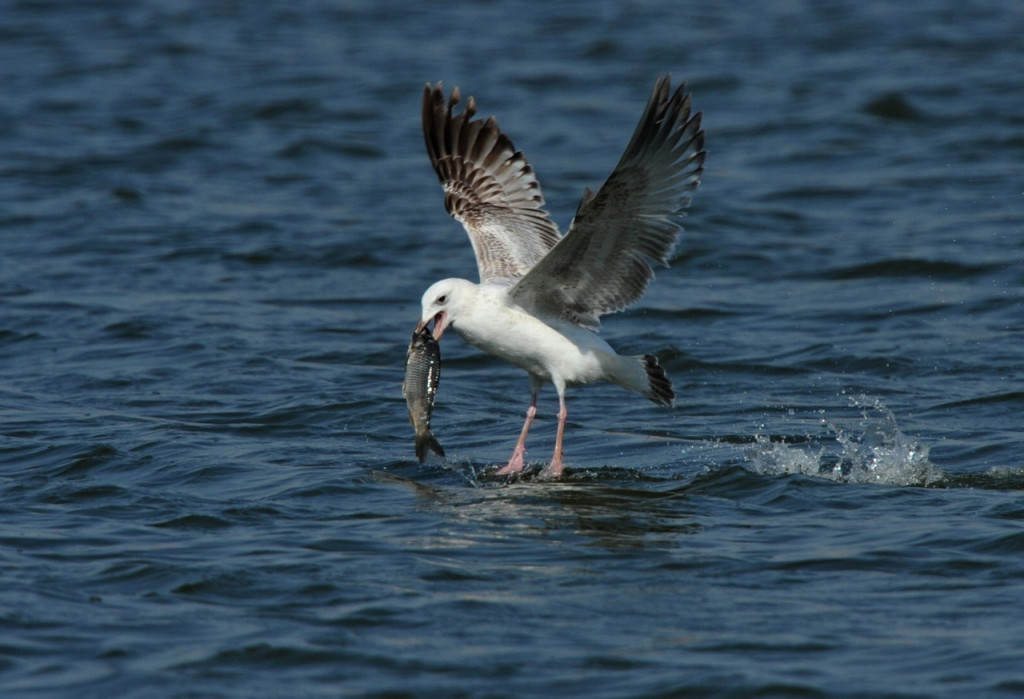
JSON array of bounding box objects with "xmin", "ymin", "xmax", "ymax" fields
[
  {"xmin": 369, "ymin": 461, "xmax": 709, "ymax": 551},
  {"xmin": 472, "ymin": 462, "xmax": 658, "ymax": 486}
]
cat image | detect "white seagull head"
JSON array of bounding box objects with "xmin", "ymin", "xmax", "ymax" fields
[{"xmin": 416, "ymin": 278, "xmax": 476, "ymax": 341}]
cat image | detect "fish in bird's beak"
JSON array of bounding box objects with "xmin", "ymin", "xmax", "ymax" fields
[{"xmin": 416, "ymin": 311, "xmax": 448, "ymax": 341}]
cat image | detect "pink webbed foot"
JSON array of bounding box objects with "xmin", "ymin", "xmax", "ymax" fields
[
  {"xmin": 494, "ymin": 446, "xmax": 526, "ymax": 476},
  {"xmin": 538, "ymin": 455, "xmax": 564, "ymax": 480}
]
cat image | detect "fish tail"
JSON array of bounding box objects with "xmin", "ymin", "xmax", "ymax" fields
[{"xmin": 415, "ymin": 431, "xmax": 446, "ymax": 463}]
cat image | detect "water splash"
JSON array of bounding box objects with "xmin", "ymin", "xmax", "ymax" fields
[{"xmin": 746, "ymin": 396, "xmax": 944, "ymax": 487}]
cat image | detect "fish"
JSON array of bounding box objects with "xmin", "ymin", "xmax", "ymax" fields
[{"xmin": 402, "ymin": 325, "xmax": 445, "ymax": 462}]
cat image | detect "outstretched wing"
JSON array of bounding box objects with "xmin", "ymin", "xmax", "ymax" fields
[
  {"xmin": 509, "ymin": 75, "xmax": 705, "ymax": 329},
  {"xmin": 422, "ymin": 82, "xmax": 561, "ymax": 283}
]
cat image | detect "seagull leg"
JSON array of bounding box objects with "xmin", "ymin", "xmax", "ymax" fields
[
  {"xmin": 539, "ymin": 387, "xmax": 567, "ymax": 480},
  {"xmin": 495, "ymin": 378, "xmax": 540, "ymax": 475}
]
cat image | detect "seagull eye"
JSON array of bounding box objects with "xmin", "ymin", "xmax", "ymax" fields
[{"xmin": 436, "ymin": 294, "xmax": 447, "ymax": 304}]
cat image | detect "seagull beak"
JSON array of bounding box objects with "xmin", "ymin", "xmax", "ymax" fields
[
  {"xmin": 431, "ymin": 311, "xmax": 448, "ymax": 341},
  {"xmin": 414, "ymin": 311, "xmax": 448, "ymax": 341}
]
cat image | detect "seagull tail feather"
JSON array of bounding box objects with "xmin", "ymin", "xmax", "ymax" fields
[
  {"xmin": 642, "ymin": 354, "xmax": 675, "ymax": 407},
  {"xmin": 606, "ymin": 353, "xmax": 675, "ymax": 408}
]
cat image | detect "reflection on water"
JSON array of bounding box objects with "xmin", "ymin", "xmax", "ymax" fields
[{"xmin": 373, "ymin": 468, "xmax": 701, "ymax": 553}]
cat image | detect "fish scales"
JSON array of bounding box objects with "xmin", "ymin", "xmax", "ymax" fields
[{"xmin": 403, "ymin": 326, "xmax": 445, "ymax": 462}]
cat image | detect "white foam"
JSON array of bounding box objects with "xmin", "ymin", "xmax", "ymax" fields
[{"xmin": 746, "ymin": 396, "xmax": 944, "ymax": 487}]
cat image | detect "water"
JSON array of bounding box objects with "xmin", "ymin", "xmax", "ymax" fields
[{"xmin": 2, "ymin": 0, "xmax": 1023, "ymax": 695}]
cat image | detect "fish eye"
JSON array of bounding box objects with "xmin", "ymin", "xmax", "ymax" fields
[{"xmin": 436, "ymin": 294, "xmax": 447, "ymax": 304}]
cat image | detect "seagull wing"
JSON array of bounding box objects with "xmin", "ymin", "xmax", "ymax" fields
[
  {"xmin": 422, "ymin": 82, "xmax": 561, "ymax": 283},
  {"xmin": 509, "ymin": 76, "xmax": 705, "ymax": 329}
]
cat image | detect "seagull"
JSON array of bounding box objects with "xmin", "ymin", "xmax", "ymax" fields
[{"xmin": 414, "ymin": 75, "xmax": 705, "ymax": 479}]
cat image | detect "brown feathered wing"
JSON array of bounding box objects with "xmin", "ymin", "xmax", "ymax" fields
[{"xmin": 422, "ymin": 82, "xmax": 561, "ymax": 283}]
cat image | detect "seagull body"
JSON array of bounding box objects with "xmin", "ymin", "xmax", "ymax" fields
[
  {"xmin": 423, "ymin": 277, "xmax": 649, "ymax": 391},
  {"xmin": 415, "ymin": 76, "xmax": 705, "ymax": 478}
]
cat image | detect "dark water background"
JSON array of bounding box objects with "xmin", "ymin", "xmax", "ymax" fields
[{"xmin": 2, "ymin": 1, "xmax": 1023, "ymax": 696}]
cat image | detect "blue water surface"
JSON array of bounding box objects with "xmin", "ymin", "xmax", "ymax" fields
[{"xmin": 2, "ymin": 1, "xmax": 1023, "ymax": 696}]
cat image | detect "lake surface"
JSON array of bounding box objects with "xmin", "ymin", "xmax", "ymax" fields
[{"xmin": 2, "ymin": 1, "xmax": 1023, "ymax": 696}]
